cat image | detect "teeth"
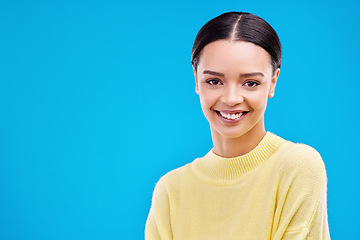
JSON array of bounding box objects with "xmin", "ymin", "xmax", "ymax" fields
[{"xmin": 219, "ymin": 111, "xmax": 244, "ymax": 120}]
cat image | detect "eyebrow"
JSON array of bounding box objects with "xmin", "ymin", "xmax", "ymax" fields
[
  {"xmin": 203, "ymin": 70, "xmax": 264, "ymax": 78},
  {"xmin": 240, "ymin": 72, "xmax": 264, "ymax": 78},
  {"xmin": 203, "ymin": 70, "xmax": 224, "ymax": 77}
]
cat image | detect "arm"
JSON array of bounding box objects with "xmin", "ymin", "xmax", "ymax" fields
[
  {"xmin": 272, "ymin": 145, "xmax": 330, "ymax": 240},
  {"xmin": 145, "ymin": 178, "xmax": 173, "ymax": 240}
]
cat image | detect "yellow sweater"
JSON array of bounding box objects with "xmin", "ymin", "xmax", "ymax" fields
[{"xmin": 145, "ymin": 132, "xmax": 330, "ymax": 239}]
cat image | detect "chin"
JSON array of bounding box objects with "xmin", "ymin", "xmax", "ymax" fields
[{"xmin": 211, "ymin": 126, "xmax": 252, "ymax": 139}]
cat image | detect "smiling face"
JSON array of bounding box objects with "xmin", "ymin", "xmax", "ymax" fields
[{"xmin": 194, "ymin": 40, "xmax": 280, "ymax": 141}]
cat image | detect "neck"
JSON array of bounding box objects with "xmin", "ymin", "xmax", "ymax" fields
[{"xmin": 211, "ymin": 125, "xmax": 266, "ymax": 158}]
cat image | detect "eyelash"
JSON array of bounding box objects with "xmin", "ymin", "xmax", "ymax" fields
[
  {"xmin": 206, "ymin": 79, "xmax": 222, "ymax": 85},
  {"xmin": 243, "ymin": 81, "xmax": 260, "ymax": 88},
  {"xmin": 205, "ymin": 79, "xmax": 260, "ymax": 88}
]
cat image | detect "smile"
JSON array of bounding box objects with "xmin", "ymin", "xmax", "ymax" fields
[
  {"xmin": 219, "ymin": 111, "xmax": 244, "ymax": 120},
  {"xmin": 214, "ymin": 110, "xmax": 249, "ymax": 123}
]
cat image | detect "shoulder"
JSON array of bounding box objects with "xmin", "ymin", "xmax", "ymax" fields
[
  {"xmin": 161, "ymin": 163, "xmax": 193, "ymax": 183},
  {"xmin": 152, "ymin": 163, "xmax": 192, "ymax": 195},
  {"xmin": 284, "ymin": 142, "xmax": 324, "ymax": 168},
  {"xmin": 266, "ymin": 132, "xmax": 324, "ymax": 172},
  {"xmin": 275, "ymin": 141, "xmax": 327, "ymax": 192}
]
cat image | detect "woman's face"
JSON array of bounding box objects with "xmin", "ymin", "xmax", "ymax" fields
[{"xmin": 194, "ymin": 40, "xmax": 280, "ymax": 140}]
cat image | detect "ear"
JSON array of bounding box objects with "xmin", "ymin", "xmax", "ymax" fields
[
  {"xmin": 269, "ymin": 68, "xmax": 280, "ymax": 98},
  {"xmin": 193, "ymin": 65, "xmax": 199, "ymax": 95}
]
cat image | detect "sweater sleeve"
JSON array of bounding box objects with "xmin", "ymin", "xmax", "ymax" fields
[
  {"xmin": 145, "ymin": 177, "xmax": 173, "ymax": 240},
  {"xmin": 272, "ymin": 144, "xmax": 330, "ymax": 240}
]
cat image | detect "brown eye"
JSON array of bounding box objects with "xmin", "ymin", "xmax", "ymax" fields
[
  {"xmin": 206, "ymin": 79, "xmax": 222, "ymax": 85},
  {"xmin": 243, "ymin": 81, "xmax": 260, "ymax": 88}
]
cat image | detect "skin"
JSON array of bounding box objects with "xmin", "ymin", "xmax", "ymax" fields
[{"xmin": 193, "ymin": 40, "xmax": 280, "ymax": 158}]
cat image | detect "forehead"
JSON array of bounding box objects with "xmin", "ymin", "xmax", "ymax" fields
[{"xmin": 198, "ymin": 40, "xmax": 272, "ymax": 74}]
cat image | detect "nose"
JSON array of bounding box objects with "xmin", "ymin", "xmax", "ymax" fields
[{"xmin": 221, "ymin": 85, "xmax": 244, "ymax": 107}]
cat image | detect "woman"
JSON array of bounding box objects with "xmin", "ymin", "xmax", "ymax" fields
[{"xmin": 145, "ymin": 12, "xmax": 330, "ymax": 239}]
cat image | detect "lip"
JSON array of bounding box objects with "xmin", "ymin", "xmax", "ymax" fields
[
  {"xmin": 214, "ymin": 110, "xmax": 249, "ymax": 124},
  {"xmin": 215, "ymin": 110, "xmax": 246, "ymax": 114}
]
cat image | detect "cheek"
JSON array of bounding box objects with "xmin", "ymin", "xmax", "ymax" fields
[
  {"xmin": 247, "ymin": 91, "xmax": 269, "ymax": 110},
  {"xmin": 199, "ymin": 90, "xmax": 217, "ymax": 108}
]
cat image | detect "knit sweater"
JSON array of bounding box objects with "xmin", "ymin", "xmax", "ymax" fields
[{"xmin": 145, "ymin": 132, "xmax": 330, "ymax": 239}]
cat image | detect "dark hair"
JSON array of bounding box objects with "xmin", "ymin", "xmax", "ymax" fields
[{"xmin": 191, "ymin": 12, "xmax": 282, "ymax": 75}]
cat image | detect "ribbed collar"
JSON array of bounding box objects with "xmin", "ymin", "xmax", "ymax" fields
[{"xmin": 191, "ymin": 132, "xmax": 286, "ymax": 185}]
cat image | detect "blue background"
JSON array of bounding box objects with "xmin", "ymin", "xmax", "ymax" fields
[{"xmin": 0, "ymin": 0, "xmax": 359, "ymax": 239}]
